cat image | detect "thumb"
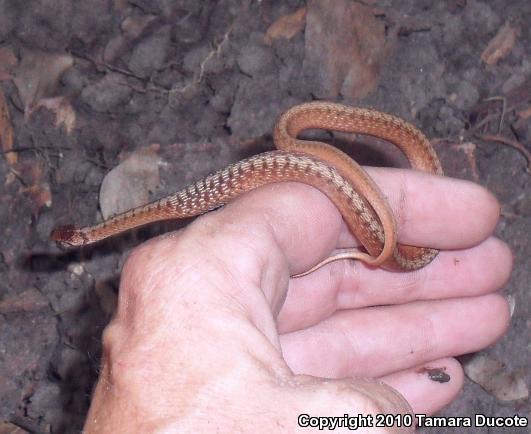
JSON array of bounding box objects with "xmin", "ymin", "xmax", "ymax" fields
[{"xmin": 287, "ymin": 375, "xmax": 414, "ymax": 433}]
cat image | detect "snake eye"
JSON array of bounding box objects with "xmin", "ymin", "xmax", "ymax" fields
[{"xmin": 50, "ymin": 225, "xmax": 81, "ymax": 248}]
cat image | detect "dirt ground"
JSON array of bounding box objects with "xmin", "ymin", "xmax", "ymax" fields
[{"xmin": 0, "ymin": 1, "xmax": 529, "ymax": 433}]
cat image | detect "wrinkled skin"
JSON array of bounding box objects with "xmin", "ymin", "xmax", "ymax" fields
[{"xmin": 84, "ymin": 168, "xmax": 511, "ymax": 433}]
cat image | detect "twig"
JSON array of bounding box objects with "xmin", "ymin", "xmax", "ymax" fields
[
  {"xmin": 168, "ymin": 25, "xmax": 233, "ymax": 96},
  {"xmin": 7, "ymin": 167, "xmax": 28, "ymax": 187},
  {"xmin": 483, "ymin": 96, "xmax": 506, "ymax": 134},
  {"xmin": 0, "ymin": 145, "xmax": 71, "ymax": 155},
  {"xmin": 70, "ymin": 51, "xmax": 148, "ymax": 82},
  {"xmin": 115, "ymin": 25, "xmax": 233, "ymax": 99},
  {"xmin": 465, "ymin": 100, "xmax": 520, "ymax": 140},
  {"xmin": 478, "ymin": 134, "xmax": 531, "ymax": 173}
]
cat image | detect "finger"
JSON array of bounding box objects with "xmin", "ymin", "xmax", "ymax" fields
[
  {"xmin": 279, "ymin": 294, "xmax": 510, "ymax": 378},
  {"xmin": 287, "ymin": 375, "xmax": 413, "ymax": 433},
  {"xmin": 266, "ymin": 167, "xmax": 500, "ymax": 276},
  {"xmin": 278, "ymin": 237, "xmax": 513, "ymax": 332},
  {"xmin": 350, "ymin": 167, "xmax": 501, "ymax": 250},
  {"xmin": 381, "ymin": 357, "xmax": 464, "ymax": 415},
  {"xmin": 133, "ymin": 168, "xmax": 499, "ymax": 316},
  {"xmin": 191, "ymin": 167, "xmax": 500, "ymax": 289}
]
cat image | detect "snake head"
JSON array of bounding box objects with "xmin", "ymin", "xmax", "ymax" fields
[{"xmin": 50, "ymin": 225, "xmax": 87, "ymax": 248}]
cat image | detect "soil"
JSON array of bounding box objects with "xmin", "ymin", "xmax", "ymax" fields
[{"xmin": 0, "ymin": 1, "xmax": 529, "ymax": 433}]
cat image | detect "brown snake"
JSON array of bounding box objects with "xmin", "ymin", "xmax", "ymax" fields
[{"xmin": 51, "ymin": 102, "xmax": 443, "ymax": 275}]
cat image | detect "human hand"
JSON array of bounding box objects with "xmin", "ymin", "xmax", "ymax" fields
[{"xmin": 84, "ymin": 167, "xmax": 511, "ymax": 433}]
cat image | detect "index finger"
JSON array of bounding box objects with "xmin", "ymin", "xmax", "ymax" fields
[
  {"xmin": 172, "ymin": 168, "xmax": 499, "ymax": 312},
  {"xmin": 267, "ymin": 167, "xmax": 500, "ymax": 276}
]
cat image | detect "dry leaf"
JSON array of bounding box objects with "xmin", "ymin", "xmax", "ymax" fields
[
  {"xmin": 18, "ymin": 162, "xmax": 52, "ymax": 214},
  {"xmin": 0, "ymin": 46, "xmax": 17, "ymax": 81},
  {"xmin": 99, "ymin": 144, "xmax": 161, "ymax": 219},
  {"xmin": 481, "ymin": 21, "xmax": 519, "ymax": 65},
  {"xmin": 103, "ymin": 14, "xmax": 157, "ymax": 63},
  {"xmin": 303, "ymin": 0, "xmax": 388, "ymax": 99},
  {"xmin": 516, "ymin": 105, "xmax": 531, "ymax": 120},
  {"xmin": 0, "ymin": 421, "xmax": 29, "ymax": 434},
  {"xmin": 264, "ymin": 7, "xmax": 307, "ymax": 45},
  {"xmin": 0, "ymin": 87, "xmax": 16, "ymax": 165},
  {"xmin": 34, "ymin": 96, "xmax": 76, "ymax": 135},
  {"xmin": 464, "ymin": 354, "xmax": 529, "ymax": 401},
  {"xmin": 13, "ymin": 48, "xmax": 74, "ymax": 116},
  {"xmin": 25, "ymin": 183, "xmax": 52, "ymax": 211}
]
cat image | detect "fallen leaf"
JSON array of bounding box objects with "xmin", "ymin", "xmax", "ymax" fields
[
  {"xmin": 103, "ymin": 14, "xmax": 157, "ymax": 63},
  {"xmin": 516, "ymin": 105, "xmax": 531, "ymax": 120},
  {"xmin": 24, "ymin": 183, "xmax": 52, "ymax": 211},
  {"xmin": 0, "ymin": 87, "xmax": 16, "ymax": 165},
  {"xmin": 264, "ymin": 7, "xmax": 307, "ymax": 45},
  {"xmin": 99, "ymin": 144, "xmax": 161, "ymax": 219},
  {"xmin": 0, "ymin": 421, "xmax": 29, "ymax": 434},
  {"xmin": 481, "ymin": 21, "xmax": 519, "ymax": 65},
  {"xmin": 0, "ymin": 46, "xmax": 17, "ymax": 80},
  {"xmin": 18, "ymin": 162, "xmax": 52, "ymax": 214},
  {"xmin": 464, "ymin": 354, "xmax": 529, "ymax": 401},
  {"xmin": 34, "ymin": 96, "xmax": 76, "ymax": 135},
  {"xmin": 303, "ymin": 0, "xmax": 388, "ymax": 99},
  {"xmin": 452, "ymin": 142, "xmax": 479, "ymax": 181},
  {"xmin": 13, "ymin": 48, "xmax": 74, "ymax": 116}
]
